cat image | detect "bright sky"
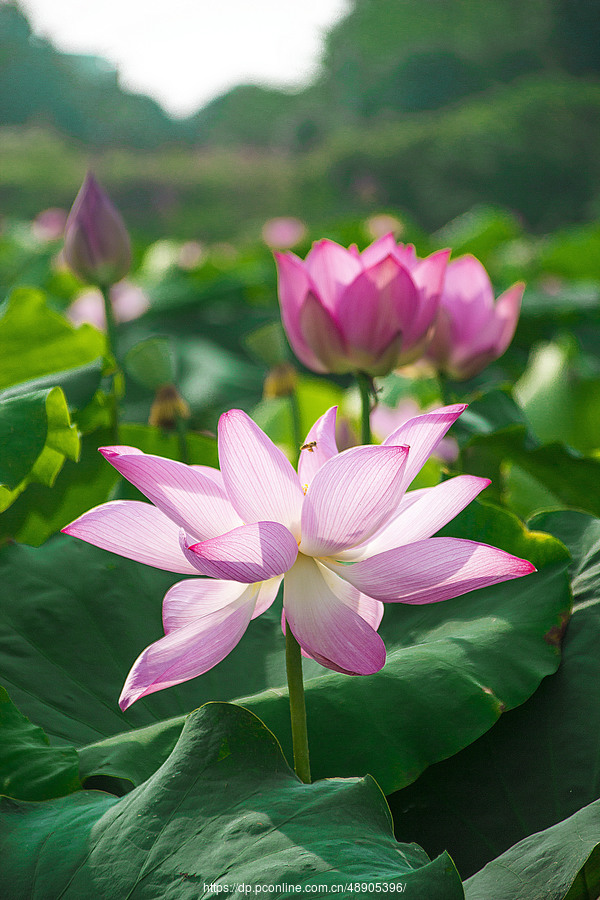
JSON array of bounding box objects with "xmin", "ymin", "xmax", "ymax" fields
[{"xmin": 18, "ymin": 0, "xmax": 349, "ymax": 118}]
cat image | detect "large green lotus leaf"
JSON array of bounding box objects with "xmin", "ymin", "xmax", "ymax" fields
[
  {"xmin": 0, "ymin": 496, "xmax": 569, "ymax": 796},
  {"xmin": 178, "ymin": 336, "xmax": 264, "ymax": 417},
  {"xmin": 0, "ymin": 423, "xmax": 217, "ymax": 546},
  {"xmin": 0, "ymin": 288, "xmax": 106, "ymax": 390},
  {"xmin": 124, "ymin": 336, "xmax": 177, "ymax": 391},
  {"xmin": 0, "ymin": 686, "xmax": 81, "ymax": 801},
  {"xmin": 0, "ymin": 358, "xmax": 106, "ymax": 418},
  {"xmin": 0, "ymin": 427, "xmax": 119, "ymax": 546},
  {"xmin": 537, "ymin": 222, "xmax": 600, "ymax": 280},
  {"xmin": 432, "ymin": 206, "xmax": 522, "ymax": 271},
  {"xmin": 515, "ymin": 337, "xmax": 600, "ymax": 456},
  {"xmin": 452, "ymin": 387, "xmax": 533, "ymax": 450},
  {"xmin": 455, "ymin": 389, "xmax": 600, "ymax": 518},
  {"xmin": 386, "ymin": 510, "xmax": 600, "ymax": 878},
  {"xmin": 0, "ymin": 704, "xmax": 464, "ymax": 899},
  {"xmin": 463, "ymin": 798, "xmax": 600, "ymax": 900},
  {"xmin": 0, "ymin": 387, "xmax": 79, "ymax": 490},
  {"xmin": 0, "ymin": 387, "xmax": 80, "ymax": 514},
  {"xmin": 505, "ymin": 444, "xmax": 600, "ymax": 519}
]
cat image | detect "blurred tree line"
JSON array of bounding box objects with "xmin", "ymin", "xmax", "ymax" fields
[{"xmin": 1, "ymin": 0, "xmax": 600, "ymax": 235}]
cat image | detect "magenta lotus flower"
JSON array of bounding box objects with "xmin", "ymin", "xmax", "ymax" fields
[
  {"xmin": 62, "ymin": 405, "xmax": 535, "ymax": 709},
  {"xmin": 64, "ymin": 172, "xmax": 131, "ymax": 287},
  {"xmin": 425, "ymin": 254, "xmax": 525, "ymax": 380},
  {"xmin": 275, "ymin": 235, "xmax": 450, "ymax": 376}
]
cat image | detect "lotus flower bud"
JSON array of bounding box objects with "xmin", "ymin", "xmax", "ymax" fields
[
  {"xmin": 149, "ymin": 385, "xmax": 190, "ymax": 431},
  {"xmin": 64, "ymin": 172, "xmax": 131, "ymax": 287},
  {"xmin": 425, "ymin": 255, "xmax": 525, "ymax": 380},
  {"xmin": 275, "ymin": 234, "xmax": 449, "ymax": 377},
  {"xmin": 263, "ymin": 362, "xmax": 298, "ymax": 399}
]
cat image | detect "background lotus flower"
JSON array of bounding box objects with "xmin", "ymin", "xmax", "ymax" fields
[
  {"xmin": 31, "ymin": 207, "xmax": 67, "ymax": 243},
  {"xmin": 425, "ymin": 254, "xmax": 525, "ymax": 380},
  {"xmin": 275, "ymin": 235, "xmax": 449, "ymax": 376},
  {"xmin": 64, "ymin": 172, "xmax": 131, "ymax": 287},
  {"xmin": 67, "ymin": 281, "xmax": 150, "ymax": 330},
  {"xmin": 262, "ymin": 216, "xmax": 307, "ymax": 249},
  {"xmin": 62, "ymin": 405, "xmax": 534, "ymax": 710}
]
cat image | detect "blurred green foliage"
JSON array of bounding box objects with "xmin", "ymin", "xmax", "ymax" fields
[{"xmin": 1, "ymin": 0, "xmax": 600, "ymax": 237}]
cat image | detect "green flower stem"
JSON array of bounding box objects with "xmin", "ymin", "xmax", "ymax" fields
[
  {"xmin": 285, "ymin": 620, "xmax": 311, "ymax": 784},
  {"xmin": 100, "ymin": 284, "xmax": 118, "ymax": 365},
  {"xmin": 100, "ymin": 283, "xmax": 120, "ymax": 441},
  {"xmin": 356, "ymin": 370, "xmax": 373, "ymax": 445}
]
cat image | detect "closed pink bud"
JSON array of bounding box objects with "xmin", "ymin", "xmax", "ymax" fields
[
  {"xmin": 64, "ymin": 172, "xmax": 131, "ymax": 287},
  {"xmin": 275, "ymin": 234, "xmax": 449, "ymax": 377},
  {"xmin": 426, "ymin": 254, "xmax": 525, "ymax": 380}
]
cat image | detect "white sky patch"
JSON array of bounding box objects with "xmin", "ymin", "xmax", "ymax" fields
[{"xmin": 18, "ymin": 0, "xmax": 349, "ymax": 118}]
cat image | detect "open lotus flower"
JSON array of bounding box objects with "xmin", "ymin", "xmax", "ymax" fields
[
  {"xmin": 275, "ymin": 235, "xmax": 450, "ymax": 376},
  {"xmin": 425, "ymin": 254, "xmax": 525, "ymax": 380},
  {"xmin": 62, "ymin": 405, "xmax": 535, "ymax": 709}
]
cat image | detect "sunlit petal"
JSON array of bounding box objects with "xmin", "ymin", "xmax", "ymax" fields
[
  {"xmin": 62, "ymin": 500, "xmax": 198, "ymax": 574},
  {"xmin": 328, "ymin": 537, "xmax": 536, "ymax": 604}
]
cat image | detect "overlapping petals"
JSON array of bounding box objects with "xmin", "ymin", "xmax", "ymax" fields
[
  {"xmin": 184, "ymin": 521, "xmax": 298, "ymax": 583},
  {"xmin": 218, "ymin": 409, "xmax": 304, "ymax": 538},
  {"xmin": 299, "ymin": 444, "xmax": 410, "ymax": 557},
  {"xmin": 297, "ymin": 405, "xmax": 339, "ymax": 488},
  {"xmin": 284, "ymin": 556, "xmax": 386, "ymax": 676},
  {"xmin": 275, "ymin": 235, "xmax": 450, "ymax": 376},
  {"xmin": 63, "ymin": 404, "xmax": 536, "ymax": 708},
  {"xmin": 382, "ymin": 403, "xmax": 467, "ymax": 493},
  {"xmin": 339, "ymin": 475, "xmax": 491, "ymax": 561},
  {"xmin": 99, "ymin": 446, "xmax": 243, "ymax": 540},
  {"xmin": 62, "ymin": 500, "xmax": 199, "ymax": 574}
]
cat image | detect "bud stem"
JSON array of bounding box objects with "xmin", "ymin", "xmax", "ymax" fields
[
  {"xmin": 285, "ymin": 619, "xmax": 311, "ymax": 784},
  {"xmin": 356, "ymin": 370, "xmax": 373, "ymax": 445},
  {"xmin": 100, "ymin": 285, "xmax": 118, "ymax": 364},
  {"xmin": 100, "ymin": 284, "xmax": 120, "ymax": 441}
]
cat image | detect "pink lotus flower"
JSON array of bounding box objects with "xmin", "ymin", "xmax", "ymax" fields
[
  {"xmin": 262, "ymin": 217, "xmax": 307, "ymax": 249},
  {"xmin": 67, "ymin": 282, "xmax": 150, "ymax": 330},
  {"xmin": 275, "ymin": 235, "xmax": 450, "ymax": 376},
  {"xmin": 62, "ymin": 405, "xmax": 535, "ymax": 709},
  {"xmin": 425, "ymin": 254, "xmax": 525, "ymax": 380},
  {"xmin": 32, "ymin": 207, "xmax": 68, "ymax": 243}
]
